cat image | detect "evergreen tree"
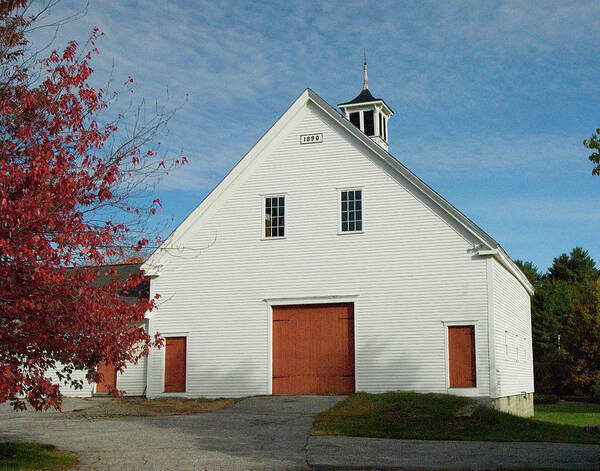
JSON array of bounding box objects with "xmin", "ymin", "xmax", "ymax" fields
[
  {"xmin": 528, "ymin": 247, "xmax": 599, "ymax": 394},
  {"xmin": 547, "ymin": 247, "xmax": 599, "ymax": 286}
]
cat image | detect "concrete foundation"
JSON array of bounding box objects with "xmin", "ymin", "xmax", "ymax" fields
[{"xmin": 491, "ymin": 392, "xmax": 534, "ymax": 417}]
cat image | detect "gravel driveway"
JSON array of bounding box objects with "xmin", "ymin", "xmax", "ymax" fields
[{"xmin": 0, "ymin": 395, "xmax": 343, "ymax": 470}]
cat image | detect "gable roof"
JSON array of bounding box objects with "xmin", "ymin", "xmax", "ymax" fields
[
  {"xmin": 143, "ymin": 88, "xmax": 533, "ymax": 295},
  {"xmin": 69, "ymin": 263, "xmax": 149, "ymax": 304}
]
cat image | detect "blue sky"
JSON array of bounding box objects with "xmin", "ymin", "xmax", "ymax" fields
[{"xmin": 31, "ymin": 0, "xmax": 599, "ymax": 272}]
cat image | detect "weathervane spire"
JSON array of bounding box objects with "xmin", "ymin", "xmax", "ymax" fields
[{"xmin": 363, "ymin": 49, "xmax": 368, "ymax": 90}]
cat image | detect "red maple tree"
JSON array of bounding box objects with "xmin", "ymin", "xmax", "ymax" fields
[{"xmin": 0, "ymin": 1, "xmax": 184, "ymax": 410}]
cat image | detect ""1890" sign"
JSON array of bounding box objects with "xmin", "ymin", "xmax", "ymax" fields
[{"xmin": 300, "ymin": 133, "xmax": 323, "ymax": 144}]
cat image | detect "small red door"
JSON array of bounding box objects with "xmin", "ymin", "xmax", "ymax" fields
[
  {"xmin": 164, "ymin": 337, "xmax": 186, "ymax": 392},
  {"xmin": 448, "ymin": 325, "xmax": 476, "ymax": 388},
  {"xmin": 96, "ymin": 361, "xmax": 117, "ymax": 393}
]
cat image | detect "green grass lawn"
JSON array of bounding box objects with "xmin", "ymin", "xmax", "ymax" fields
[
  {"xmin": 535, "ymin": 400, "xmax": 600, "ymax": 427},
  {"xmin": 312, "ymin": 392, "xmax": 600, "ymax": 444},
  {"xmin": 0, "ymin": 442, "xmax": 77, "ymax": 471}
]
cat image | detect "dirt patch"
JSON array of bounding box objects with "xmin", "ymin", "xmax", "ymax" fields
[{"xmin": 68, "ymin": 397, "xmax": 236, "ymax": 418}]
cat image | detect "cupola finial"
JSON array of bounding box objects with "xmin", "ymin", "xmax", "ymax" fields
[
  {"xmin": 363, "ymin": 49, "xmax": 368, "ymax": 90},
  {"xmin": 338, "ymin": 56, "xmax": 393, "ymax": 152}
]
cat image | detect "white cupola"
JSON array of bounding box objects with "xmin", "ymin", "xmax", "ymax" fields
[{"xmin": 338, "ymin": 55, "xmax": 393, "ymax": 151}]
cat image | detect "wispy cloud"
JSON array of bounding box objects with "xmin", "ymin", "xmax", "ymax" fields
[
  {"xmin": 24, "ymin": 0, "xmax": 600, "ymax": 269},
  {"xmin": 395, "ymin": 133, "xmax": 588, "ymax": 177}
]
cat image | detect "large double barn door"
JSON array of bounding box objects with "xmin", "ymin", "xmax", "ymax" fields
[{"xmin": 272, "ymin": 302, "xmax": 355, "ymax": 394}]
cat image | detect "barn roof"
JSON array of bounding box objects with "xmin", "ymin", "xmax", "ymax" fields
[
  {"xmin": 143, "ymin": 88, "xmax": 533, "ymax": 294},
  {"xmin": 71, "ymin": 263, "xmax": 148, "ymax": 304}
]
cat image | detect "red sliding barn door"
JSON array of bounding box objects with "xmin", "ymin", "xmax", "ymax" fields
[
  {"xmin": 448, "ymin": 325, "xmax": 476, "ymax": 388},
  {"xmin": 273, "ymin": 303, "xmax": 355, "ymax": 394}
]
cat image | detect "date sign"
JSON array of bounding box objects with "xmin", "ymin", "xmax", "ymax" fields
[{"xmin": 300, "ymin": 133, "xmax": 323, "ymax": 145}]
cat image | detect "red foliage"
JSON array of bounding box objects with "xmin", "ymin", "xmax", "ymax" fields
[{"xmin": 0, "ymin": 2, "xmax": 170, "ymax": 410}]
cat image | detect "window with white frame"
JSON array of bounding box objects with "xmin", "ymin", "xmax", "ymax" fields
[
  {"xmin": 340, "ymin": 189, "xmax": 362, "ymax": 232},
  {"xmin": 264, "ymin": 196, "xmax": 285, "ymax": 238}
]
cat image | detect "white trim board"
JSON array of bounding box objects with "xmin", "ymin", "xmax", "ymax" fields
[
  {"xmin": 443, "ymin": 320, "xmax": 483, "ymax": 396},
  {"xmin": 160, "ymin": 333, "xmax": 189, "ymax": 395}
]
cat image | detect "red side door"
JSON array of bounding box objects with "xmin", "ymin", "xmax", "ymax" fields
[
  {"xmin": 164, "ymin": 337, "xmax": 186, "ymax": 392},
  {"xmin": 96, "ymin": 361, "xmax": 117, "ymax": 393},
  {"xmin": 448, "ymin": 325, "xmax": 476, "ymax": 388}
]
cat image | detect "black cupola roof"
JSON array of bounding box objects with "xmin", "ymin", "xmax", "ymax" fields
[
  {"xmin": 338, "ymin": 88, "xmax": 380, "ymax": 106},
  {"xmin": 337, "ymin": 87, "xmax": 393, "ymax": 113}
]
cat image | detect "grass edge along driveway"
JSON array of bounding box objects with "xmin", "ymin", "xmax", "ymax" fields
[
  {"xmin": 68, "ymin": 396, "xmax": 237, "ymax": 418},
  {"xmin": 0, "ymin": 442, "xmax": 77, "ymax": 471},
  {"xmin": 312, "ymin": 392, "xmax": 600, "ymax": 444}
]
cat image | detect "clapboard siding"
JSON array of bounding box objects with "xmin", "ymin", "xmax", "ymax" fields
[
  {"xmin": 52, "ymin": 320, "xmax": 148, "ymax": 397},
  {"xmin": 50, "ymin": 356, "xmax": 147, "ymax": 397},
  {"xmin": 116, "ymin": 357, "xmax": 147, "ymax": 396},
  {"xmin": 48, "ymin": 367, "xmax": 94, "ymax": 397},
  {"xmin": 146, "ymin": 102, "xmax": 492, "ymax": 398},
  {"xmin": 492, "ymin": 258, "xmax": 534, "ymax": 396}
]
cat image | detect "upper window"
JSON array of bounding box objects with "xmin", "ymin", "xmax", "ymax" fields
[
  {"xmin": 340, "ymin": 190, "xmax": 362, "ymax": 232},
  {"xmin": 349, "ymin": 112, "xmax": 360, "ymax": 129},
  {"xmin": 363, "ymin": 111, "xmax": 374, "ymax": 136},
  {"xmin": 265, "ymin": 196, "xmax": 285, "ymax": 238}
]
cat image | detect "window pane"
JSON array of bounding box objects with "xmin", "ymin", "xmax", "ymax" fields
[
  {"xmin": 349, "ymin": 112, "xmax": 360, "ymax": 128},
  {"xmin": 363, "ymin": 110, "xmax": 374, "ymax": 136},
  {"xmin": 340, "ymin": 190, "xmax": 363, "ymax": 232},
  {"xmin": 265, "ymin": 196, "xmax": 284, "ymax": 238},
  {"xmin": 278, "ymin": 227, "xmax": 284, "ymax": 237}
]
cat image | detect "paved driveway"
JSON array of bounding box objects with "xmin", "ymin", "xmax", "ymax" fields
[
  {"xmin": 0, "ymin": 395, "xmax": 343, "ymax": 470},
  {"xmin": 3, "ymin": 396, "xmax": 600, "ymax": 470}
]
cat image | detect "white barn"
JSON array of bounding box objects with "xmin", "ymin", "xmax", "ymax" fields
[
  {"xmin": 57, "ymin": 69, "xmax": 534, "ymax": 417},
  {"xmin": 140, "ymin": 69, "xmax": 534, "ymax": 417}
]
